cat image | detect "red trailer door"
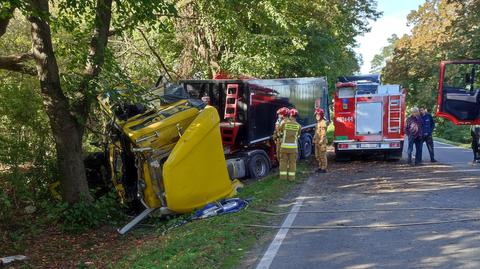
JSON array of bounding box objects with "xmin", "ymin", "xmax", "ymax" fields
[{"xmin": 437, "ymin": 60, "xmax": 480, "ymax": 125}]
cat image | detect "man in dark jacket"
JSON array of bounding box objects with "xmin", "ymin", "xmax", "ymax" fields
[
  {"xmin": 405, "ymin": 107, "xmax": 423, "ymax": 165},
  {"xmin": 420, "ymin": 108, "xmax": 437, "ymax": 162}
]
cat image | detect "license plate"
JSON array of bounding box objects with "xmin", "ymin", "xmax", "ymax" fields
[{"xmin": 360, "ymin": 143, "xmax": 379, "ymax": 148}]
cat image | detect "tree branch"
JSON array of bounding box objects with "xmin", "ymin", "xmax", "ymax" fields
[
  {"xmin": 75, "ymin": 0, "xmax": 113, "ymax": 123},
  {"xmin": 138, "ymin": 28, "xmax": 173, "ymax": 81},
  {"xmin": 0, "ymin": 6, "xmax": 15, "ymax": 38},
  {"xmin": 0, "ymin": 52, "xmax": 36, "ymax": 75}
]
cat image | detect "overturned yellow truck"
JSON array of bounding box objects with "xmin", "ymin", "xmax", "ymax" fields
[{"xmin": 98, "ymin": 92, "xmax": 240, "ymax": 234}]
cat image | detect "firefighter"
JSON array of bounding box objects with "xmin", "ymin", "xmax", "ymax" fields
[
  {"xmin": 313, "ymin": 108, "xmax": 328, "ymax": 173},
  {"xmin": 278, "ymin": 108, "xmax": 301, "ymax": 181},
  {"xmin": 273, "ymin": 107, "xmax": 290, "ymax": 158}
]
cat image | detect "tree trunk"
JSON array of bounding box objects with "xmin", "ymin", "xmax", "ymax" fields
[
  {"xmin": 76, "ymin": 0, "xmax": 113, "ymax": 123},
  {"xmin": 28, "ymin": 0, "xmax": 91, "ymax": 203}
]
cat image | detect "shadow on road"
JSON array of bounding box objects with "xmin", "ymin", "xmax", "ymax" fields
[{"xmin": 266, "ymin": 156, "xmax": 480, "ymax": 269}]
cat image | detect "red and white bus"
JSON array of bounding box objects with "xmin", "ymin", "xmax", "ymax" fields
[{"xmin": 333, "ymin": 75, "xmax": 406, "ymax": 160}]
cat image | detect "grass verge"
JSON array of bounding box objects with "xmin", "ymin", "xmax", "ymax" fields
[
  {"xmin": 116, "ymin": 162, "xmax": 311, "ymax": 269},
  {"xmin": 434, "ymin": 136, "xmax": 470, "ymax": 149}
]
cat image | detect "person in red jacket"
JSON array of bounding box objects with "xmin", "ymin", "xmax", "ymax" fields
[{"xmin": 405, "ymin": 107, "xmax": 423, "ymax": 165}]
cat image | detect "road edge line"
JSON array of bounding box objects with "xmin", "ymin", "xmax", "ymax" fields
[{"xmin": 255, "ymin": 177, "xmax": 312, "ymax": 269}]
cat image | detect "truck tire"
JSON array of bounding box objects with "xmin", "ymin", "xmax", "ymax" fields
[
  {"xmin": 247, "ymin": 150, "xmax": 271, "ymax": 179},
  {"xmin": 299, "ymin": 133, "xmax": 313, "ymax": 159}
]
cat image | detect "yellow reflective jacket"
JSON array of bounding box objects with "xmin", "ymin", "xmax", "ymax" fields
[
  {"xmin": 279, "ymin": 118, "xmax": 301, "ymax": 153},
  {"xmin": 273, "ymin": 117, "xmax": 284, "ymax": 141}
]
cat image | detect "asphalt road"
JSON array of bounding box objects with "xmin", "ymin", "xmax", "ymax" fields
[
  {"xmin": 253, "ymin": 140, "xmax": 480, "ymax": 269},
  {"xmin": 418, "ymin": 140, "xmax": 477, "ymax": 173}
]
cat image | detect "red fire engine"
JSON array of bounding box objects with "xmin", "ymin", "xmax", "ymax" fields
[{"xmin": 333, "ymin": 74, "xmax": 406, "ymax": 160}]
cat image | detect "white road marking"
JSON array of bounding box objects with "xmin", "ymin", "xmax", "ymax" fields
[
  {"xmin": 255, "ymin": 180, "xmax": 311, "ymax": 269},
  {"xmin": 431, "ymin": 169, "xmax": 480, "ymax": 173}
]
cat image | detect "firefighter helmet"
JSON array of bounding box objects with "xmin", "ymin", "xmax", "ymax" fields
[
  {"xmin": 276, "ymin": 107, "xmax": 290, "ymax": 116},
  {"xmin": 314, "ymin": 108, "xmax": 325, "ymax": 118},
  {"xmin": 289, "ymin": 108, "xmax": 298, "ymax": 117}
]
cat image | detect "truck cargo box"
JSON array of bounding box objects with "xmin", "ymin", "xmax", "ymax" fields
[{"xmin": 180, "ymin": 78, "xmax": 330, "ymax": 147}]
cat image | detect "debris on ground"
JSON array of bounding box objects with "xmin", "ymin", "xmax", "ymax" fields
[
  {"xmin": 162, "ymin": 198, "xmax": 250, "ymax": 234},
  {"xmin": 0, "ymin": 255, "xmax": 27, "ymax": 267}
]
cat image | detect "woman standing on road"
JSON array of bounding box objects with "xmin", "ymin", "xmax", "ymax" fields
[{"xmin": 405, "ymin": 107, "xmax": 423, "ymax": 165}]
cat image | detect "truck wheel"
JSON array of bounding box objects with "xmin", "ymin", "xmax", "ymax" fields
[
  {"xmin": 299, "ymin": 133, "xmax": 313, "ymax": 159},
  {"xmin": 247, "ymin": 151, "xmax": 271, "ymax": 179}
]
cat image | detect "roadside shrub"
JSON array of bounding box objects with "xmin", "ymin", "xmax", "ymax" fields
[
  {"xmin": 434, "ymin": 118, "xmax": 470, "ymax": 144},
  {"xmin": 0, "ymin": 188, "xmax": 12, "ymax": 220},
  {"xmin": 54, "ymin": 192, "xmax": 125, "ymax": 233}
]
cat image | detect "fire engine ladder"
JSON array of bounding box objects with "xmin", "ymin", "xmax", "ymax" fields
[
  {"xmin": 221, "ymin": 84, "xmax": 240, "ymax": 145},
  {"xmin": 388, "ymin": 95, "xmax": 402, "ymax": 133}
]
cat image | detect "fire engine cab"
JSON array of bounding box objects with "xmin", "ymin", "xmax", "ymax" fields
[{"xmin": 333, "ymin": 74, "xmax": 406, "ymax": 160}]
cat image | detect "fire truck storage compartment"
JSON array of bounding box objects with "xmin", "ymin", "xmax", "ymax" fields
[
  {"xmin": 179, "ymin": 77, "xmax": 329, "ymax": 178},
  {"xmin": 355, "ymin": 102, "xmax": 382, "ymax": 135}
]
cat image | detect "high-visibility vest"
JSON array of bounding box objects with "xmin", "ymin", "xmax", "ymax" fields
[{"xmin": 281, "ymin": 120, "xmax": 301, "ymax": 150}]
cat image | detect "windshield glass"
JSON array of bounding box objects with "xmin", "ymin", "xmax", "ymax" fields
[
  {"xmin": 356, "ymin": 83, "xmax": 378, "ymax": 95},
  {"xmin": 444, "ymin": 63, "xmax": 480, "ymax": 90}
]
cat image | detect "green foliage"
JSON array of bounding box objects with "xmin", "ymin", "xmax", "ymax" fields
[
  {"xmin": 114, "ymin": 0, "xmax": 380, "ymax": 87},
  {"xmin": 53, "ymin": 192, "xmax": 124, "ymax": 233},
  {"xmin": 381, "ymin": 0, "xmax": 480, "ymax": 142},
  {"xmin": 0, "ymin": 188, "xmax": 12, "ymax": 219},
  {"xmin": 383, "ymin": 0, "xmax": 480, "ymax": 109},
  {"xmin": 371, "ymin": 34, "xmax": 399, "ymax": 74},
  {"xmin": 0, "ymin": 77, "xmax": 56, "ymax": 208},
  {"xmin": 434, "ymin": 118, "xmax": 471, "ymax": 144}
]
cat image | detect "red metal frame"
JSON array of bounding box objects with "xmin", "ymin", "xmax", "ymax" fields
[{"xmin": 436, "ymin": 60, "xmax": 480, "ymax": 125}]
